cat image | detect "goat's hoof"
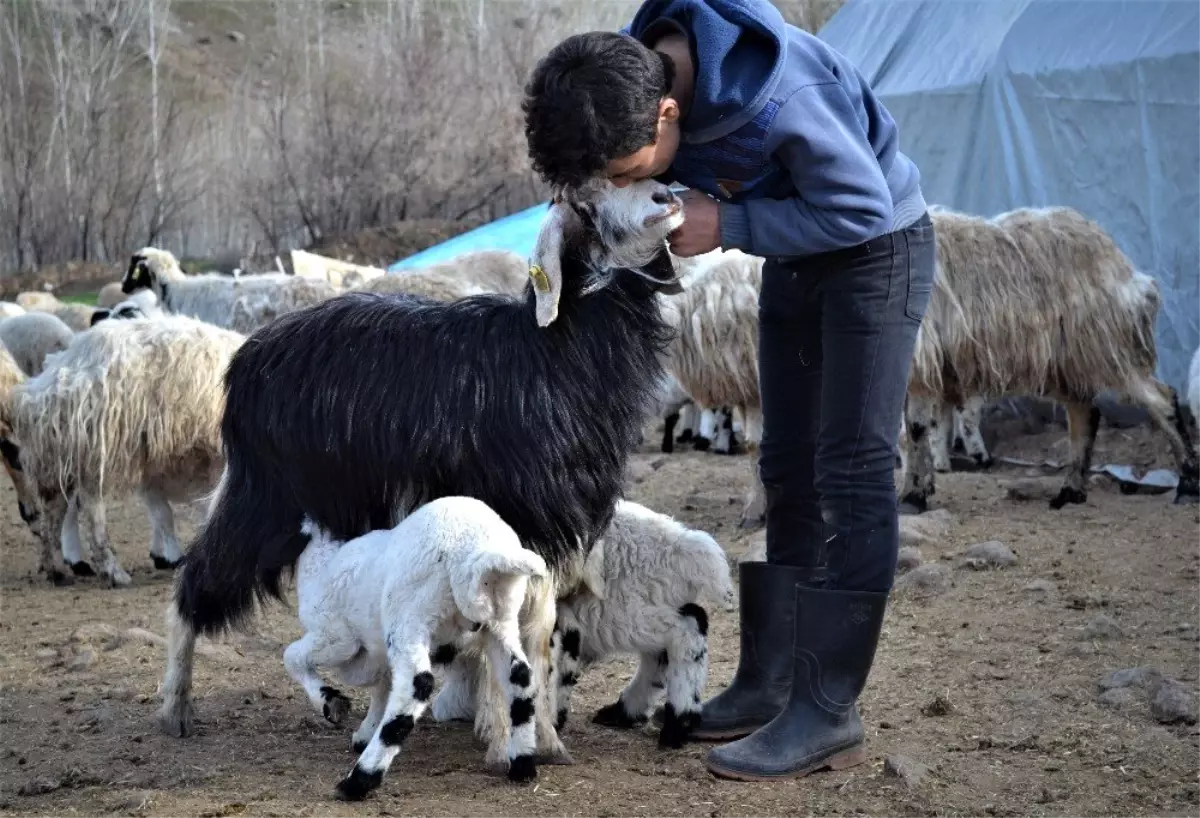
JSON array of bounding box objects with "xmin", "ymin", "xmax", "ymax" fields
[
  {"xmin": 321, "ymin": 686, "xmax": 352, "ymax": 724},
  {"xmin": 150, "ymin": 554, "xmax": 181, "ymax": 571},
  {"xmin": 506, "ymin": 754, "xmax": 538, "ymax": 783},
  {"xmin": 103, "ymin": 566, "xmax": 133, "ymax": 588},
  {"xmin": 693, "ymin": 437, "xmax": 712, "ymax": 452},
  {"xmin": 592, "ymin": 701, "xmax": 646, "ymax": 729},
  {"xmin": 46, "ymin": 569, "xmax": 75, "ymax": 587},
  {"xmin": 334, "ymin": 767, "xmax": 381, "ymax": 802},
  {"xmin": 897, "ymin": 493, "xmax": 928, "ymax": 515},
  {"xmin": 158, "ymin": 701, "xmax": 196, "ymax": 738},
  {"xmin": 1049, "ymin": 487, "xmax": 1087, "ymax": 509},
  {"xmin": 69, "ymin": 561, "xmax": 96, "ymax": 577}
]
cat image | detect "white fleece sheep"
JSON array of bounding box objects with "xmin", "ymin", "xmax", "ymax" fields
[
  {"xmin": 409, "ymin": 249, "xmax": 529, "ymax": 295},
  {"xmin": 287, "ymin": 497, "xmax": 548, "ymax": 801},
  {"xmin": 0, "ymin": 345, "xmax": 38, "ymax": 526},
  {"xmin": 0, "ymin": 302, "xmax": 24, "ymax": 320},
  {"xmin": 0, "ymin": 312, "xmax": 75, "ymax": 376},
  {"xmin": 356, "ymin": 270, "xmax": 485, "ymax": 302},
  {"xmin": 96, "ymin": 281, "xmax": 126, "ymax": 309},
  {"xmin": 123, "ymin": 247, "xmax": 338, "ymax": 334},
  {"xmin": 900, "ymin": 205, "xmax": 1198, "ymax": 511},
  {"xmin": 432, "ymin": 500, "xmax": 734, "ymax": 750},
  {"xmin": 8, "ymin": 315, "xmax": 244, "ymax": 585},
  {"xmin": 90, "ymin": 289, "xmax": 164, "ymax": 325}
]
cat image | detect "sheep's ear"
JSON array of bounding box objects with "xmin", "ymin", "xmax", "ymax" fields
[
  {"xmin": 90, "ymin": 309, "xmax": 111, "ymax": 326},
  {"xmin": 530, "ymin": 203, "xmax": 567, "ymax": 327},
  {"xmin": 581, "ymin": 537, "xmax": 607, "ymax": 600}
]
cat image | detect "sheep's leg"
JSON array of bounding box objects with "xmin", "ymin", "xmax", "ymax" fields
[
  {"xmin": 930, "ymin": 400, "xmax": 953, "ymax": 473},
  {"xmin": 1128, "ymin": 378, "xmax": 1199, "ymax": 505},
  {"xmin": 60, "ymin": 493, "xmax": 95, "ymax": 577},
  {"xmin": 283, "ymin": 630, "xmax": 361, "ymax": 724},
  {"xmin": 334, "ymin": 629, "xmax": 434, "ymax": 802},
  {"xmin": 78, "ymin": 491, "xmax": 131, "ymax": 587},
  {"xmin": 592, "ymin": 650, "xmax": 665, "ymax": 729},
  {"xmin": 141, "ymin": 486, "xmax": 183, "ymax": 570},
  {"xmin": 482, "ymin": 621, "xmax": 539, "ymax": 782},
  {"xmin": 957, "ymin": 396, "xmax": 992, "ymax": 468},
  {"xmin": 656, "ymin": 604, "xmax": 708, "ymax": 749},
  {"xmin": 676, "ymin": 402, "xmax": 696, "ymax": 443},
  {"xmin": 1050, "ymin": 401, "xmax": 1100, "ymax": 509},
  {"xmin": 351, "ymin": 676, "xmax": 392, "ymax": 753},
  {"xmin": 35, "ymin": 489, "xmax": 73, "ymax": 586},
  {"xmin": 899, "ymin": 396, "xmax": 936, "ymax": 514}
]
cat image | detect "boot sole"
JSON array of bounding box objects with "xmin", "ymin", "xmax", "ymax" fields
[
  {"xmin": 688, "ymin": 725, "xmax": 761, "ymax": 741},
  {"xmin": 705, "ymin": 744, "xmax": 866, "ymax": 782}
]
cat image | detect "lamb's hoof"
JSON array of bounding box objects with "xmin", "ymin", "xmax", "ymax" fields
[
  {"xmin": 676, "ymin": 430, "xmax": 695, "ymax": 444},
  {"xmin": 660, "ymin": 441, "xmax": 674, "ymax": 454},
  {"xmin": 46, "ymin": 569, "xmax": 75, "ymax": 587},
  {"xmin": 555, "ymin": 709, "xmax": 568, "ymax": 731},
  {"xmin": 897, "ymin": 493, "xmax": 927, "ymax": 515},
  {"xmin": 69, "ymin": 561, "xmax": 96, "ymax": 577},
  {"xmin": 334, "ymin": 766, "xmax": 381, "ymax": 802},
  {"xmin": 158, "ymin": 700, "xmax": 195, "ymax": 738},
  {"xmin": 506, "ymin": 754, "xmax": 538, "ymax": 783},
  {"xmin": 693, "ymin": 436, "xmax": 712, "ymax": 452},
  {"xmin": 975, "ymin": 455, "xmax": 995, "ymax": 470},
  {"xmin": 150, "ymin": 554, "xmax": 181, "ymax": 571},
  {"xmin": 1173, "ymin": 490, "xmax": 1199, "ymax": 506},
  {"xmin": 933, "ymin": 462, "xmax": 951, "ymax": 474},
  {"xmin": 657, "ymin": 708, "xmax": 700, "ymax": 749},
  {"xmin": 102, "ymin": 566, "xmax": 133, "ymax": 588},
  {"xmin": 321, "ymin": 686, "xmax": 352, "ymax": 724},
  {"xmin": 592, "ymin": 701, "xmax": 646, "ymax": 729},
  {"xmin": 351, "ymin": 738, "xmax": 368, "ymax": 753},
  {"xmin": 1049, "ymin": 487, "xmax": 1086, "ymax": 509}
]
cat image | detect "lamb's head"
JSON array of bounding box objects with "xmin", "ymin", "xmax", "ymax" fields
[
  {"xmin": 90, "ymin": 299, "xmax": 147, "ymax": 326},
  {"xmin": 122, "ymin": 247, "xmax": 185, "ymax": 295},
  {"xmin": 529, "ymin": 178, "xmax": 685, "ymax": 327}
]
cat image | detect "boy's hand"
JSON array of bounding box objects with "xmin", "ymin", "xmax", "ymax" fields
[{"xmin": 669, "ymin": 190, "xmax": 721, "ymax": 257}]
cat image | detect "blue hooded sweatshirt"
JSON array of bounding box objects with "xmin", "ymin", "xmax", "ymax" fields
[{"xmin": 622, "ymin": 0, "xmax": 926, "ymax": 258}]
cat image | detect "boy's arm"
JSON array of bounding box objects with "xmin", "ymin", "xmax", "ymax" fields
[{"xmin": 719, "ymin": 82, "xmax": 894, "ymax": 257}]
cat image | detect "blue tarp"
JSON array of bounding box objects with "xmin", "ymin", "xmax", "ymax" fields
[
  {"xmin": 387, "ymin": 202, "xmax": 549, "ymax": 272},
  {"xmin": 820, "ymin": 0, "xmax": 1200, "ymax": 392}
]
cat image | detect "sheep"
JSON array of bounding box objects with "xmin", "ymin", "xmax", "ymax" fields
[
  {"xmin": 121, "ymin": 247, "xmax": 339, "ymax": 333},
  {"xmin": 90, "ymin": 289, "xmax": 164, "ymax": 325},
  {"xmin": 409, "ymin": 249, "xmax": 530, "ymax": 295},
  {"xmin": 15, "ymin": 291, "xmax": 58, "ymax": 311},
  {"xmin": 290, "ymin": 248, "xmax": 386, "ymax": 290},
  {"xmin": 8, "ymin": 315, "xmax": 244, "ymax": 585},
  {"xmin": 13, "ymin": 291, "xmax": 95, "ymax": 333},
  {"xmin": 356, "ymin": 270, "xmax": 484, "ymax": 302},
  {"xmin": 0, "ymin": 312, "xmax": 75, "ymax": 377},
  {"xmin": 287, "ymin": 497, "xmax": 547, "ymax": 800},
  {"xmin": 156, "ymin": 178, "xmax": 686, "ymax": 772},
  {"xmin": 900, "ymin": 205, "xmax": 1198, "ymax": 512},
  {"xmin": 0, "ymin": 344, "xmax": 38, "ymax": 526},
  {"xmin": 0, "ymin": 302, "xmax": 24, "ymax": 320},
  {"xmin": 650, "ymin": 372, "xmax": 697, "ymax": 453},
  {"xmin": 96, "ymin": 281, "xmax": 126, "ymax": 309}
]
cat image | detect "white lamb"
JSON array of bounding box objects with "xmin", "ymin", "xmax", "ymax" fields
[
  {"xmin": 90, "ymin": 289, "xmax": 164, "ymax": 325},
  {"xmin": 0, "ymin": 302, "xmax": 25, "ymax": 320},
  {"xmin": 0, "ymin": 312, "xmax": 75, "ymax": 376},
  {"xmin": 287, "ymin": 496, "xmax": 548, "ymax": 802},
  {"xmin": 432, "ymin": 500, "xmax": 734, "ymax": 750},
  {"xmin": 122, "ymin": 247, "xmax": 338, "ymax": 334}
]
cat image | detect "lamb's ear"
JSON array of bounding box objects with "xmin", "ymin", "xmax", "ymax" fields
[
  {"xmin": 530, "ymin": 203, "xmax": 567, "ymax": 327},
  {"xmin": 581, "ymin": 537, "xmax": 607, "ymax": 600}
]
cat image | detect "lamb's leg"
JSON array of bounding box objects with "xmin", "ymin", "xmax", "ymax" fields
[
  {"xmin": 35, "ymin": 489, "xmax": 73, "ymax": 586},
  {"xmin": 592, "ymin": 650, "xmax": 665, "ymax": 729},
  {"xmin": 282, "ymin": 631, "xmax": 361, "ymax": 724},
  {"xmin": 1050, "ymin": 401, "xmax": 1099, "ymax": 509},
  {"xmin": 141, "ymin": 485, "xmax": 183, "ymax": 570},
  {"xmin": 930, "ymin": 400, "xmax": 953, "ymax": 473},
  {"xmin": 899, "ymin": 396, "xmax": 936, "ymax": 514},
  {"xmin": 60, "ymin": 493, "xmax": 95, "ymax": 576},
  {"xmin": 694, "ymin": 407, "xmax": 716, "ymax": 451},
  {"xmin": 957, "ymin": 396, "xmax": 992, "ymax": 468},
  {"xmin": 661, "ymin": 410, "xmax": 679, "ymax": 454},
  {"xmin": 334, "ymin": 629, "xmax": 434, "ymax": 802},
  {"xmin": 713, "ymin": 407, "xmax": 737, "ymax": 455},
  {"xmin": 656, "ymin": 604, "xmax": 708, "ymax": 749},
  {"xmin": 78, "ymin": 491, "xmax": 132, "ymax": 587},
  {"xmin": 551, "ymin": 611, "xmax": 584, "ymax": 730},
  {"xmin": 482, "ymin": 621, "xmax": 540, "ymax": 782},
  {"xmin": 676, "ymin": 402, "xmax": 696, "ymax": 444},
  {"xmin": 431, "ymin": 642, "xmax": 478, "ymax": 723},
  {"xmin": 1128, "ymin": 377, "xmax": 1200, "ymax": 505},
  {"xmin": 351, "ymin": 676, "xmax": 392, "ymax": 753},
  {"xmin": 521, "ymin": 577, "xmax": 571, "ymax": 766}
]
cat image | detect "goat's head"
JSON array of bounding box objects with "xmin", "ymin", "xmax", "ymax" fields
[
  {"xmin": 529, "ymin": 178, "xmax": 685, "ymax": 327},
  {"xmin": 122, "ymin": 247, "xmax": 183, "ymax": 295}
]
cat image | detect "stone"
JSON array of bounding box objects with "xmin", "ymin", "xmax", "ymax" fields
[
  {"xmin": 1023, "ymin": 579, "xmax": 1055, "ymax": 594},
  {"xmin": 896, "ymin": 546, "xmax": 923, "ymax": 574},
  {"xmin": 1005, "ymin": 478, "xmax": 1058, "ymax": 503},
  {"xmin": 227, "ymin": 30, "xmax": 245, "ymax": 43},
  {"xmin": 921, "ymin": 693, "xmax": 955, "ymax": 717},
  {"xmin": 1098, "ymin": 667, "xmax": 1163, "ymax": 692},
  {"xmin": 67, "ymin": 648, "xmax": 95, "ymax": 671},
  {"xmin": 883, "ymin": 754, "xmax": 928, "ymax": 788},
  {"xmin": 1097, "ymin": 687, "xmax": 1137, "ymax": 709},
  {"xmin": 1149, "ymin": 679, "xmax": 1198, "ymax": 725},
  {"xmin": 894, "ymin": 564, "xmax": 951, "ymax": 599},
  {"xmin": 17, "ymin": 777, "xmax": 60, "ymax": 796},
  {"xmin": 899, "ymin": 509, "xmax": 955, "ymax": 547},
  {"xmin": 960, "ymin": 541, "xmax": 1017, "ymax": 570},
  {"xmin": 34, "ymin": 648, "xmax": 58, "ymax": 661},
  {"xmin": 1081, "ymin": 614, "xmax": 1125, "ymax": 641}
]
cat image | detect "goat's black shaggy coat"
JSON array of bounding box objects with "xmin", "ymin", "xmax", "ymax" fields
[{"xmin": 177, "ymin": 250, "xmax": 676, "ymax": 635}]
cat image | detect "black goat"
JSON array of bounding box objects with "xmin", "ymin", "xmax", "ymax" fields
[{"xmin": 159, "ymin": 179, "xmax": 686, "ymax": 780}]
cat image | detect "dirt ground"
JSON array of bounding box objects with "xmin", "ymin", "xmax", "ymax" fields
[{"xmin": 1, "ymin": 420, "xmax": 1197, "ymax": 817}]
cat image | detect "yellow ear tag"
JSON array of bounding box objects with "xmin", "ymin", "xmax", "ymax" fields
[{"xmin": 529, "ymin": 264, "xmax": 551, "ymax": 293}]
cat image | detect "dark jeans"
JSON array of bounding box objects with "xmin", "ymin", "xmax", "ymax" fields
[{"xmin": 757, "ymin": 213, "xmax": 936, "ymax": 592}]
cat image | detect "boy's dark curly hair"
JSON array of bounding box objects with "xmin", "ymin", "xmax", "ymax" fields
[{"xmin": 522, "ymin": 31, "xmax": 674, "ymax": 189}]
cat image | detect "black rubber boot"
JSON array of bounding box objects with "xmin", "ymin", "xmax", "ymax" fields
[
  {"xmin": 704, "ymin": 585, "xmax": 887, "ymax": 781},
  {"xmin": 650, "ymin": 562, "xmax": 815, "ymax": 740}
]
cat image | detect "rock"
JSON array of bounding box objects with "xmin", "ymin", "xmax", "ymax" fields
[
  {"xmin": 899, "ymin": 509, "xmax": 955, "ymax": 546},
  {"xmin": 921, "ymin": 693, "xmax": 955, "ymax": 717},
  {"xmin": 739, "ymin": 532, "xmax": 766, "ymax": 564},
  {"xmin": 67, "ymin": 648, "xmax": 95, "ymax": 671},
  {"xmin": 70, "ymin": 622, "xmax": 119, "ymax": 644},
  {"xmin": 1005, "ymin": 478, "xmax": 1058, "ymax": 503},
  {"xmin": 18, "ymin": 777, "xmax": 60, "ymax": 796},
  {"xmin": 1097, "ymin": 687, "xmax": 1137, "ymax": 709},
  {"xmin": 1149, "ymin": 679, "xmax": 1198, "ymax": 725},
  {"xmin": 1098, "ymin": 666, "xmax": 1163, "ymax": 692},
  {"xmin": 226, "ymin": 30, "xmax": 245, "ymax": 43},
  {"xmin": 1023, "ymin": 579, "xmax": 1055, "ymax": 594},
  {"xmin": 196, "ymin": 35, "xmax": 212, "ymax": 45},
  {"xmin": 960, "ymin": 540, "xmax": 1017, "ymax": 570},
  {"xmin": 893, "ymin": 563, "xmax": 951, "ymax": 599},
  {"xmin": 896, "ymin": 546, "xmax": 922, "ymax": 574},
  {"xmin": 123, "ymin": 628, "xmax": 166, "ymax": 648},
  {"xmin": 1081, "ymin": 614, "xmax": 1125, "ymax": 641},
  {"xmin": 35, "ymin": 648, "xmax": 58, "ymax": 661},
  {"xmin": 883, "ymin": 754, "xmax": 928, "ymax": 788}
]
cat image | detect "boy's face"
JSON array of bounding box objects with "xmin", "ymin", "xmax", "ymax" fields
[{"xmin": 605, "ymin": 98, "xmax": 681, "ymax": 188}]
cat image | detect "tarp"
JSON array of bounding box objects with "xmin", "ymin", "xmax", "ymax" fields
[
  {"xmin": 387, "ymin": 202, "xmax": 550, "ymax": 272},
  {"xmin": 820, "ymin": 0, "xmax": 1200, "ymax": 392}
]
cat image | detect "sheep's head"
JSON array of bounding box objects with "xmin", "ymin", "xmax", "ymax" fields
[
  {"xmin": 529, "ymin": 178, "xmax": 685, "ymax": 327},
  {"xmin": 90, "ymin": 300, "xmax": 147, "ymax": 326},
  {"xmin": 122, "ymin": 247, "xmax": 184, "ymax": 294}
]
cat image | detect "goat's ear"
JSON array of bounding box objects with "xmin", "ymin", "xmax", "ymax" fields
[
  {"xmin": 530, "ymin": 203, "xmax": 567, "ymax": 327},
  {"xmin": 646, "ymin": 250, "xmax": 684, "ymax": 294},
  {"xmin": 90, "ymin": 309, "xmax": 110, "ymax": 326}
]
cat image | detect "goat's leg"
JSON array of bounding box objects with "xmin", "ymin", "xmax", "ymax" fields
[
  {"xmin": 656, "ymin": 604, "xmax": 709, "ymax": 749},
  {"xmin": 899, "ymin": 396, "xmax": 936, "ymax": 514},
  {"xmin": 35, "ymin": 489, "xmax": 72, "ymax": 585},
  {"xmin": 957, "ymin": 395, "xmax": 992, "ymax": 468},
  {"xmin": 1129, "ymin": 377, "xmax": 1199, "ymax": 504},
  {"xmin": 1050, "ymin": 401, "xmax": 1099, "ymax": 509},
  {"xmin": 78, "ymin": 491, "xmax": 131, "ymax": 587},
  {"xmin": 283, "ymin": 630, "xmax": 361, "ymax": 724},
  {"xmin": 60, "ymin": 493, "xmax": 94, "ymax": 576},
  {"xmin": 593, "ymin": 649, "xmax": 665, "ymax": 729},
  {"xmin": 159, "ymin": 595, "xmax": 196, "ymax": 736},
  {"xmin": 930, "ymin": 400, "xmax": 953, "ymax": 473},
  {"xmin": 482, "ymin": 621, "xmax": 539, "ymax": 782},
  {"xmin": 141, "ymin": 485, "xmax": 183, "ymax": 570},
  {"xmin": 334, "ymin": 630, "xmax": 434, "ymax": 802}
]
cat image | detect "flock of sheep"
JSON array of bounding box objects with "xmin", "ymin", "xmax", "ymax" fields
[{"xmin": 0, "ymin": 177, "xmax": 1197, "ymax": 800}]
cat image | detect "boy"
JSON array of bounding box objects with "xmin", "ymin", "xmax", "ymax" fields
[{"xmin": 522, "ymin": 0, "xmax": 936, "ymax": 782}]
